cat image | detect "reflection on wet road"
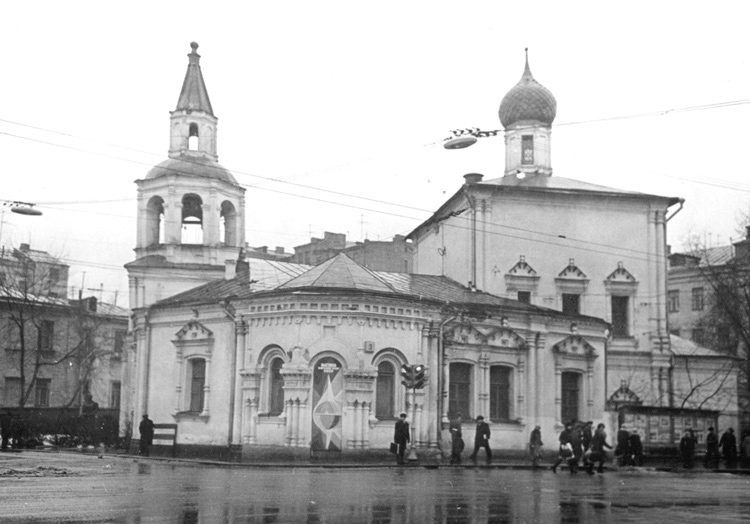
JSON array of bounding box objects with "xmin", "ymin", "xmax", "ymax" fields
[{"xmin": 2, "ymin": 460, "xmax": 750, "ymax": 523}]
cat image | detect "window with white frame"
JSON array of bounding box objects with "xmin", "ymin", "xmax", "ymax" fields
[
  {"xmin": 668, "ymin": 290, "xmax": 680, "ymax": 313},
  {"xmin": 188, "ymin": 358, "xmax": 206, "ymax": 413},
  {"xmin": 34, "ymin": 378, "xmax": 50, "ymax": 407},
  {"xmin": 691, "ymin": 287, "xmax": 704, "ymax": 311}
]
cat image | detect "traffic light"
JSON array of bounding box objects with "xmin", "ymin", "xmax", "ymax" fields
[
  {"xmin": 413, "ymin": 365, "xmax": 426, "ymax": 389},
  {"xmin": 401, "ymin": 364, "xmax": 414, "ymax": 388}
]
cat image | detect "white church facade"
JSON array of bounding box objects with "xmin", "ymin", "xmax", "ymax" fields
[{"xmin": 121, "ymin": 44, "xmax": 738, "ymax": 457}]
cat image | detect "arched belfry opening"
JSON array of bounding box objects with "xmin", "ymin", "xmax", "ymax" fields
[
  {"xmin": 145, "ymin": 196, "xmax": 165, "ymax": 246},
  {"xmin": 220, "ymin": 200, "xmax": 237, "ymax": 246},
  {"xmin": 188, "ymin": 123, "xmax": 199, "ymax": 151},
  {"xmin": 181, "ymin": 193, "xmax": 204, "ymax": 244}
]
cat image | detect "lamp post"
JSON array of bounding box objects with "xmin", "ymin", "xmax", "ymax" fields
[{"xmin": 443, "ymin": 128, "xmax": 500, "ymax": 150}]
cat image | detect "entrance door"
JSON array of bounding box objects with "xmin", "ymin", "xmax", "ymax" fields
[{"xmin": 311, "ymin": 356, "xmax": 344, "ymax": 451}]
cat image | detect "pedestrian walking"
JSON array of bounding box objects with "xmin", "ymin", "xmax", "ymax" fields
[
  {"xmin": 567, "ymin": 421, "xmax": 583, "ymax": 474},
  {"xmin": 469, "ymin": 415, "xmax": 491, "ymax": 464},
  {"xmin": 582, "ymin": 421, "xmax": 593, "ymax": 451},
  {"xmin": 585, "ymin": 423, "xmax": 612, "ymax": 474},
  {"xmin": 529, "ymin": 425, "xmax": 543, "ymax": 469},
  {"xmin": 680, "ymin": 429, "xmax": 696, "ymax": 468},
  {"xmin": 628, "ymin": 431, "xmax": 644, "ymax": 466},
  {"xmin": 0, "ymin": 411, "xmax": 12, "ymax": 451},
  {"xmin": 704, "ymin": 427, "xmax": 719, "ymax": 468},
  {"xmin": 719, "ymin": 428, "xmax": 737, "ymax": 467},
  {"xmin": 449, "ymin": 413, "xmax": 463, "ymax": 464},
  {"xmin": 139, "ymin": 414, "xmax": 155, "ymax": 457},
  {"xmin": 741, "ymin": 431, "xmax": 750, "ymax": 468},
  {"xmin": 615, "ymin": 424, "xmax": 631, "ymax": 466},
  {"xmin": 551, "ymin": 422, "xmax": 573, "ymax": 474},
  {"xmin": 393, "ymin": 412, "xmax": 410, "ymax": 464}
]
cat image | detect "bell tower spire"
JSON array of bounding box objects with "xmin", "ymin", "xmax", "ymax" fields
[{"xmin": 169, "ymin": 42, "xmax": 218, "ymax": 160}]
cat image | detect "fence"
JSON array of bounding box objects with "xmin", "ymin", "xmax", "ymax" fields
[{"xmin": 0, "ymin": 407, "xmax": 119, "ymax": 448}]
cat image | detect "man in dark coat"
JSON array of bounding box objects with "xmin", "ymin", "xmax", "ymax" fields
[
  {"xmin": 449, "ymin": 413, "xmax": 463, "ymax": 464},
  {"xmin": 582, "ymin": 421, "xmax": 593, "ymax": 451},
  {"xmin": 529, "ymin": 425, "xmax": 543, "ymax": 468},
  {"xmin": 139, "ymin": 414, "xmax": 155, "ymax": 457},
  {"xmin": 719, "ymin": 427, "xmax": 737, "ymax": 466},
  {"xmin": 551, "ymin": 422, "xmax": 573, "ymax": 473},
  {"xmin": 393, "ymin": 412, "xmax": 410, "ymax": 464},
  {"xmin": 680, "ymin": 429, "xmax": 696, "ymax": 468},
  {"xmin": 586, "ymin": 423, "xmax": 613, "ymax": 474},
  {"xmin": 0, "ymin": 411, "xmax": 12, "ymax": 451},
  {"xmin": 628, "ymin": 431, "xmax": 644, "ymax": 466},
  {"xmin": 469, "ymin": 415, "xmax": 491, "ymax": 464},
  {"xmin": 704, "ymin": 427, "xmax": 719, "ymax": 468},
  {"xmin": 567, "ymin": 422, "xmax": 583, "ymax": 473},
  {"xmin": 615, "ymin": 425, "xmax": 631, "ymax": 466}
]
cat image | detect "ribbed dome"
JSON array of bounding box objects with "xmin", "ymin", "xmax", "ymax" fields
[
  {"xmin": 498, "ymin": 51, "xmax": 556, "ymax": 128},
  {"xmin": 146, "ymin": 155, "xmax": 237, "ymax": 184}
]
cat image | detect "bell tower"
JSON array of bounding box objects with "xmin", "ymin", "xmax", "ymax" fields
[
  {"xmin": 126, "ymin": 43, "xmax": 246, "ymax": 309},
  {"xmin": 498, "ymin": 49, "xmax": 557, "ymax": 176}
]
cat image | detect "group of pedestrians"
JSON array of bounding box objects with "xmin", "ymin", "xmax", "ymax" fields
[
  {"xmin": 551, "ymin": 420, "xmax": 613, "ymax": 474},
  {"xmin": 680, "ymin": 426, "xmax": 745, "ymax": 469},
  {"xmin": 614, "ymin": 424, "xmax": 644, "ymax": 466},
  {"xmin": 446, "ymin": 413, "xmax": 493, "ymax": 465}
]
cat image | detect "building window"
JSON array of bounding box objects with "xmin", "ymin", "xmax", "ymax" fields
[
  {"xmin": 517, "ymin": 291, "xmax": 531, "ymax": 304},
  {"xmin": 376, "ymin": 361, "xmax": 396, "ymax": 419},
  {"xmin": 668, "ymin": 290, "xmax": 680, "ymax": 313},
  {"xmin": 691, "ymin": 328, "xmax": 705, "ymax": 345},
  {"xmin": 38, "ymin": 320, "xmax": 54, "ymax": 352},
  {"xmin": 34, "ymin": 378, "xmax": 50, "ymax": 407},
  {"xmin": 521, "ymin": 135, "xmax": 534, "ymax": 165},
  {"xmin": 489, "ymin": 366, "xmax": 511, "ymax": 422},
  {"xmin": 110, "ymin": 381, "xmax": 121, "ymax": 409},
  {"xmin": 49, "ymin": 268, "xmax": 60, "ymax": 282},
  {"xmin": 268, "ymin": 357, "xmax": 284, "ymax": 416},
  {"xmin": 189, "ymin": 359, "xmax": 206, "ymax": 412},
  {"xmin": 3, "ymin": 378, "xmax": 21, "ymax": 406},
  {"xmin": 691, "ymin": 288, "xmax": 704, "ymax": 311},
  {"xmin": 113, "ymin": 330, "xmax": 126, "ymax": 358},
  {"xmin": 449, "ymin": 363, "xmax": 472, "ymax": 419},
  {"xmin": 561, "ymin": 372, "xmax": 580, "ymax": 423},
  {"xmin": 611, "ymin": 296, "xmax": 630, "ymax": 338},
  {"xmin": 562, "ymin": 293, "xmax": 580, "ymax": 315}
]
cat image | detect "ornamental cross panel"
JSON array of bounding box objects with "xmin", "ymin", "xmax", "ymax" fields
[
  {"xmin": 606, "ymin": 262, "xmax": 636, "ymax": 282},
  {"xmin": 174, "ymin": 320, "xmax": 214, "ymax": 342}
]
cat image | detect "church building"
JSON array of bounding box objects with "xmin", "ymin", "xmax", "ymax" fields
[{"xmin": 121, "ymin": 44, "xmax": 612, "ymax": 458}]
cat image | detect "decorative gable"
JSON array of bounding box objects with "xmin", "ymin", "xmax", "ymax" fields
[
  {"xmin": 555, "ymin": 259, "xmax": 589, "ymax": 293},
  {"xmin": 174, "ymin": 320, "xmax": 213, "ymax": 342},
  {"xmin": 604, "ymin": 262, "xmax": 638, "ymax": 295},
  {"xmin": 504, "ymin": 255, "xmax": 540, "ymax": 293},
  {"xmin": 445, "ymin": 322, "xmax": 527, "ymax": 350},
  {"xmin": 552, "ymin": 335, "xmax": 597, "ymax": 358}
]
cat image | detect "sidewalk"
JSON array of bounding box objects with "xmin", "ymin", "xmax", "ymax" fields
[{"xmin": 4, "ymin": 447, "xmax": 750, "ymax": 474}]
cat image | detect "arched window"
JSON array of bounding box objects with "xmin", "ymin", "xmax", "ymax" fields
[
  {"xmin": 189, "ymin": 358, "xmax": 206, "ymax": 412},
  {"xmin": 449, "ymin": 363, "xmax": 472, "ymax": 419},
  {"xmin": 220, "ymin": 201, "xmax": 237, "ymax": 246},
  {"xmin": 269, "ymin": 357, "xmax": 284, "ymax": 416},
  {"xmin": 489, "ymin": 366, "xmax": 512, "ymax": 422},
  {"xmin": 145, "ymin": 196, "xmax": 165, "ymax": 246},
  {"xmin": 188, "ymin": 123, "xmax": 199, "ymax": 150},
  {"xmin": 181, "ymin": 194, "xmax": 203, "ymax": 244},
  {"xmin": 375, "ymin": 361, "xmax": 395, "ymax": 419},
  {"xmin": 561, "ymin": 371, "xmax": 581, "ymax": 423}
]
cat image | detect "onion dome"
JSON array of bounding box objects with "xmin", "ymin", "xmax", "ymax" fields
[
  {"xmin": 498, "ymin": 49, "xmax": 557, "ymax": 129},
  {"xmin": 146, "ymin": 155, "xmax": 237, "ymax": 184}
]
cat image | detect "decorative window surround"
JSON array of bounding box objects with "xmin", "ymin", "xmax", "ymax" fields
[
  {"xmin": 504, "ymin": 256, "xmax": 540, "ymax": 294},
  {"xmin": 604, "ymin": 262, "xmax": 638, "ymax": 295},
  {"xmin": 172, "ymin": 320, "xmax": 214, "ymax": 419}
]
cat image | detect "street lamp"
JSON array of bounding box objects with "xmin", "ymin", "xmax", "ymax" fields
[
  {"xmin": 443, "ymin": 128, "xmax": 500, "ymax": 150},
  {"xmin": 1, "ymin": 200, "xmax": 43, "ymax": 246}
]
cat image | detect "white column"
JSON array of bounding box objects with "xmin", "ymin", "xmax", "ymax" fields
[
  {"xmin": 247, "ymin": 398, "xmax": 258, "ymax": 444},
  {"xmin": 201, "ymin": 357, "xmax": 211, "ymax": 417}
]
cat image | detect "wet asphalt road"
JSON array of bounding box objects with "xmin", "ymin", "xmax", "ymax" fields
[{"xmin": 1, "ymin": 452, "xmax": 749, "ymax": 523}]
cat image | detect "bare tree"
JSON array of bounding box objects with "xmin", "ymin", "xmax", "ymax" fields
[{"xmin": 0, "ymin": 246, "xmax": 115, "ymax": 411}]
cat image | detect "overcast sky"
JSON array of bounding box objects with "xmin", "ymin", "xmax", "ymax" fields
[{"xmin": 2, "ymin": 2, "xmax": 749, "ymax": 306}]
